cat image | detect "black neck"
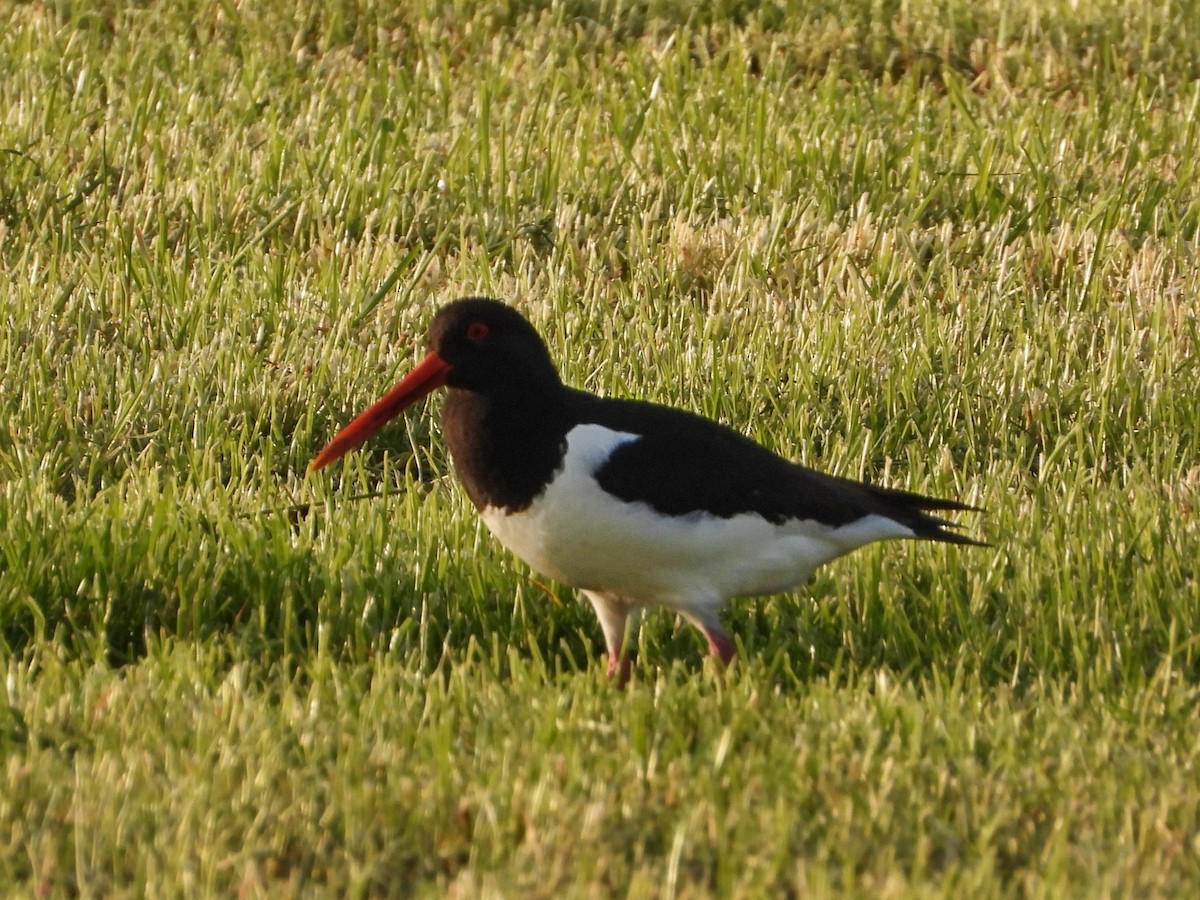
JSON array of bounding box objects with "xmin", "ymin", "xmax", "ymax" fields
[{"xmin": 440, "ymin": 384, "xmax": 574, "ymax": 512}]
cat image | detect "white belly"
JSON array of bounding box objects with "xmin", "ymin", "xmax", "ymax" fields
[{"xmin": 478, "ymin": 424, "xmax": 913, "ymax": 608}]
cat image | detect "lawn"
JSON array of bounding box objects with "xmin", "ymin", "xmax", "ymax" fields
[{"xmin": 2, "ymin": 0, "xmax": 1199, "ymax": 895}]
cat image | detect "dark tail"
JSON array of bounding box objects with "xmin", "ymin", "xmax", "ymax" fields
[{"xmin": 864, "ymin": 483, "xmax": 988, "ymax": 547}]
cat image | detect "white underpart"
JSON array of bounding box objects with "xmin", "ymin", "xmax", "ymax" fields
[{"xmin": 479, "ymin": 424, "xmax": 915, "ymax": 626}]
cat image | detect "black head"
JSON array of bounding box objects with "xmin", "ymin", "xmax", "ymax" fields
[
  {"xmin": 310, "ymin": 297, "xmax": 561, "ymax": 471},
  {"xmin": 427, "ymin": 297, "xmax": 561, "ymax": 393}
]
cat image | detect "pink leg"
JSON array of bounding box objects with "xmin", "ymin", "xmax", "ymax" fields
[
  {"xmin": 606, "ymin": 651, "xmax": 634, "ymax": 686},
  {"xmin": 585, "ymin": 591, "xmax": 636, "ymax": 685},
  {"xmin": 681, "ymin": 609, "xmax": 737, "ymax": 669},
  {"xmin": 702, "ymin": 624, "xmax": 737, "ymax": 667}
]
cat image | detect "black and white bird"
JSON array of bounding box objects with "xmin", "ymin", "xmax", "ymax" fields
[{"xmin": 312, "ymin": 297, "xmax": 982, "ymax": 681}]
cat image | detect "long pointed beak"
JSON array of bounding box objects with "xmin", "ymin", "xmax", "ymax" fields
[{"xmin": 310, "ymin": 352, "xmax": 452, "ymax": 471}]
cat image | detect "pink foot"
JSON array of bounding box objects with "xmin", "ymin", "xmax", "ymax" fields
[
  {"xmin": 606, "ymin": 652, "xmax": 634, "ymax": 687},
  {"xmin": 704, "ymin": 628, "xmax": 737, "ymax": 668}
]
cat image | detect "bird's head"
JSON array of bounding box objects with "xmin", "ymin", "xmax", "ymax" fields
[
  {"xmin": 310, "ymin": 297, "xmax": 559, "ymax": 471},
  {"xmin": 427, "ymin": 297, "xmax": 559, "ymax": 393}
]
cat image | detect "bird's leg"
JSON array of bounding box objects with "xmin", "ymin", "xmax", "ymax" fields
[
  {"xmin": 703, "ymin": 625, "xmax": 737, "ymax": 666},
  {"xmin": 608, "ymin": 651, "xmax": 634, "ymax": 686},
  {"xmin": 583, "ymin": 591, "xmax": 637, "ymax": 685},
  {"xmin": 680, "ymin": 609, "xmax": 737, "ymax": 669}
]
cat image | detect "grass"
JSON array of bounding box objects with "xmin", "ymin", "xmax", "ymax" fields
[{"xmin": 2, "ymin": 0, "xmax": 1199, "ymax": 895}]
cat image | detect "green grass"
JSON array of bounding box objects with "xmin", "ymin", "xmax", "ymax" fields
[{"xmin": 2, "ymin": 0, "xmax": 1199, "ymax": 895}]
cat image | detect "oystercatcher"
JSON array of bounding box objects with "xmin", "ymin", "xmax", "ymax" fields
[{"xmin": 312, "ymin": 297, "xmax": 982, "ymax": 680}]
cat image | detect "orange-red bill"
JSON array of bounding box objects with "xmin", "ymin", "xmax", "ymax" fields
[{"xmin": 310, "ymin": 352, "xmax": 452, "ymax": 471}]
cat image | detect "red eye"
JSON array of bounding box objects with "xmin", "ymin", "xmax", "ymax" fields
[{"xmin": 466, "ymin": 321, "xmax": 490, "ymax": 342}]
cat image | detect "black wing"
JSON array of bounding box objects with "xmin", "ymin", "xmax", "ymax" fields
[{"xmin": 580, "ymin": 392, "xmax": 983, "ymax": 546}]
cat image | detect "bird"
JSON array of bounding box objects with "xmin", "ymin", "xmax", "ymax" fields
[{"xmin": 311, "ymin": 297, "xmax": 982, "ymax": 682}]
